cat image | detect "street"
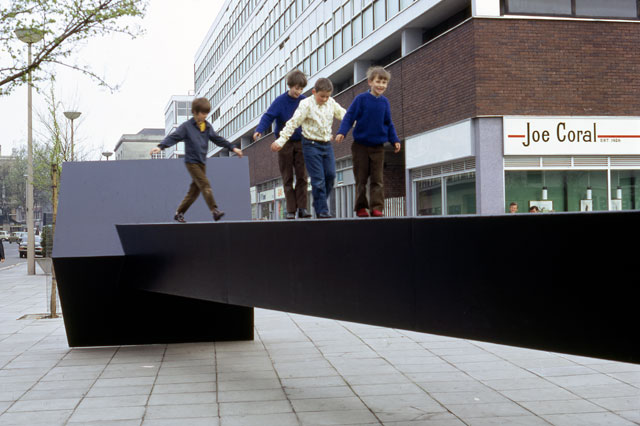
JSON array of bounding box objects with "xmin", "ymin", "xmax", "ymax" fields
[{"xmin": 0, "ymin": 239, "xmax": 26, "ymax": 268}]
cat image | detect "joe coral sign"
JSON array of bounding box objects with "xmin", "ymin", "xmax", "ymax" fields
[{"xmin": 503, "ymin": 117, "xmax": 640, "ymax": 156}]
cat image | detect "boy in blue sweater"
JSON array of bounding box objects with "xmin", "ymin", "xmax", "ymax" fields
[
  {"xmin": 253, "ymin": 70, "xmax": 311, "ymax": 219},
  {"xmin": 336, "ymin": 67, "xmax": 401, "ymax": 217},
  {"xmin": 150, "ymin": 97, "xmax": 243, "ymax": 223}
]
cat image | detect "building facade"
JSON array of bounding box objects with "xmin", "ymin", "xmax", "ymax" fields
[
  {"xmin": 163, "ymin": 95, "xmax": 194, "ymax": 159},
  {"xmin": 114, "ymin": 128, "xmax": 166, "ymax": 160},
  {"xmin": 194, "ymin": 0, "xmax": 640, "ymax": 218}
]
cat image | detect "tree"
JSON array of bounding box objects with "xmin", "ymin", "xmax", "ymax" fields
[{"xmin": 0, "ymin": 0, "xmax": 148, "ymax": 96}]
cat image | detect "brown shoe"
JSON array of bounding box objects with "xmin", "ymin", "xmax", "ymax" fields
[{"xmin": 212, "ymin": 209, "xmax": 225, "ymax": 222}]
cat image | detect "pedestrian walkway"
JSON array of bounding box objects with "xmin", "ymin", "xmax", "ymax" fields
[{"xmin": 0, "ymin": 264, "xmax": 638, "ymax": 425}]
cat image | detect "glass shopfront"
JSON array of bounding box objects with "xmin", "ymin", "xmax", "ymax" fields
[
  {"xmin": 505, "ymin": 170, "xmax": 640, "ymax": 213},
  {"xmin": 416, "ymin": 172, "xmax": 476, "ymax": 216}
]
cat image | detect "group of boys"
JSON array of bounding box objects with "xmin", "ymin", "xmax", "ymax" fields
[{"xmin": 152, "ymin": 66, "xmax": 400, "ymax": 222}]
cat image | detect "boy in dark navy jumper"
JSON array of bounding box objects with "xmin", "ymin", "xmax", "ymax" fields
[
  {"xmin": 150, "ymin": 97, "xmax": 243, "ymax": 223},
  {"xmin": 254, "ymin": 70, "xmax": 311, "ymax": 219},
  {"xmin": 336, "ymin": 67, "xmax": 400, "ymax": 217}
]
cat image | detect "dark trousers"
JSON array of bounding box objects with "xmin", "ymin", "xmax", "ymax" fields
[
  {"xmin": 278, "ymin": 140, "xmax": 308, "ymax": 213},
  {"xmin": 177, "ymin": 162, "xmax": 217, "ymax": 214},
  {"xmin": 352, "ymin": 142, "xmax": 385, "ymax": 211},
  {"xmin": 301, "ymin": 137, "xmax": 335, "ymax": 215}
]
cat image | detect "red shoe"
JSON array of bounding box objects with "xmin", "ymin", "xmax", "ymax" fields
[
  {"xmin": 356, "ymin": 208, "xmax": 370, "ymax": 217},
  {"xmin": 371, "ymin": 209, "xmax": 384, "ymax": 217}
]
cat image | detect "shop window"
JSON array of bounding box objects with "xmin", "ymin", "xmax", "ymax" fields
[
  {"xmin": 611, "ymin": 170, "xmax": 640, "ymax": 210},
  {"xmin": 505, "ymin": 171, "xmax": 608, "ymax": 213},
  {"xmin": 416, "ymin": 177, "xmax": 442, "ymax": 216},
  {"xmin": 446, "ymin": 173, "xmax": 476, "ymax": 215}
]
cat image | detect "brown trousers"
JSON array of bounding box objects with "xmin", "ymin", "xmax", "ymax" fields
[
  {"xmin": 278, "ymin": 140, "xmax": 308, "ymax": 213},
  {"xmin": 177, "ymin": 162, "xmax": 217, "ymax": 214},
  {"xmin": 352, "ymin": 143, "xmax": 385, "ymax": 211}
]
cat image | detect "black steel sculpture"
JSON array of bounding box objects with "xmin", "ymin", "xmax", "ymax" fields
[
  {"xmin": 52, "ymin": 159, "xmax": 254, "ymax": 347},
  {"xmin": 53, "ymin": 160, "xmax": 639, "ymax": 364}
]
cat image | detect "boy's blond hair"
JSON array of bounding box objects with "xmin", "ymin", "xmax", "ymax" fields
[{"xmin": 367, "ymin": 66, "xmax": 391, "ymax": 81}]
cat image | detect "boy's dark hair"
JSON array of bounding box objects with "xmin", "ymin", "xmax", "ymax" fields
[
  {"xmin": 286, "ymin": 69, "xmax": 307, "ymax": 88},
  {"xmin": 367, "ymin": 66, "xmax": 391, "ymax": 81},
  {"xmin": 191, "ymin": 97, "xmax": 212, "ymax": 115},
  {"xmin": 314, "ymin": 78, "xmax": 333, "ymax": 93}
]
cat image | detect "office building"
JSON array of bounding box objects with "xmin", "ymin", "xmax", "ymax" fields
[{"xmin": 194, "ymin": 0, "xmax": 640, "ymax": 218}]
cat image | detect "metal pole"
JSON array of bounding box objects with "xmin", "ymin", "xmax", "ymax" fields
[
  {"xmin": 26, "ymin": 42, "xmax": 35, "ymax": 275},
  {"xmin": 70, "ymin": 119, "xmax": 74, "ymax": 161}
]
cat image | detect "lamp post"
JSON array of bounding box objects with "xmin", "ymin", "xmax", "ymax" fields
[
  {"xmin": 15, "ymin": 28, "xmax": 44, "ymax": 276},
  {"xmin": 64, "ymin": 111, "xmax": 81, "ymax": 161},
  {"xmin": 102, "ymin": 151, "xmax": 113, "ymax": 161}
]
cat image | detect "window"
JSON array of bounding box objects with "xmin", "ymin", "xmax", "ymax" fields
[
  {"xmin": 416, "ymin": 178, "xmax": 442, "ymax": 216},
  {"xmin": 445, "ymin": 173, "xmax": 476, "ymax": 215},
  {"xmin": 505, "ymin": 171, "xmax": 608, "ymax": 212},
  {"xmin": 311, "ymin": 50, "xmax": 318, "ymax": 74},
  {"xmin": 373, "ymin": 0, "xmax": 385, "ymax": 29},
  {"xmin": 363, "ymin": 6, "xmax": 373, "ymax": 36},
  {"xmin": 575, "ymin": 0, "xmax": 638, "ymax": 17},
  {"xmin": 334, "ymin": 8, "xmax": 342, "ymax": 31},
  {"xmin": 343, "ymin": 23, "xmax": 352, "ymax": 50},
  {"xmin": 611, "ymin": 170, "xmax": 640, "ymax": 210},
  {"xmin": 318, "ymin": 44, "xmax": 326, "ymax": 69},
  {"xmin": 387, "ymin": 0, "xmax": 399, "ymax": 17},
  {"xmin": 352, "ymin": 0, "xmax": 362, "ymax": 14},
  {"xmin": 400, "ymin": 0, "xmax": 412, "ymax": 9},
  {"xmin": 326, "ymin": 37, "xmax": 334, "ymax": 62},
  {"xmin": 353, "ymin": 14, "xmax": 362, "ymax": 44},
  {"xmin": 334, "ymin": 31, "xmax": 343, "ymax": 57},
  {"xmin": 506, "ymin": 0, "xmax": 572, "ymax": 14},
  {"xmin": 343, "ymin": 3, "xmax": 352, "ymax": 21}
]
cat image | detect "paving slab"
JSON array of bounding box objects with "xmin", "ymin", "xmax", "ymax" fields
[{"xmin": 1, "ymin": 264, "xmax": 638, "ymax": 425}]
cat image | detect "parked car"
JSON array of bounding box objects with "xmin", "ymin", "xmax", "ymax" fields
[
  {"xmin": 0, "ymin": 231, "xmax": 8, "ymax": 241},
  {"xmin": 18, "ymin": 236, "xmax": 43, "ymax": 258},
  {"xmin": 9, "ymin": 232, "xmax": 28, "ymax": 244}
]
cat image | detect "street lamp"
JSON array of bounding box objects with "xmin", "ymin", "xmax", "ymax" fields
[
  {"xmin": 64, "ymin": 111, "xmax": 81, "ymax": 161},
  {"xmin": 15, "ymin": 27, "xmax": 44, "ymax": 276},
  {"xmin": 102, "ymin": 151, "xmax": 113, "ymax": 161}
]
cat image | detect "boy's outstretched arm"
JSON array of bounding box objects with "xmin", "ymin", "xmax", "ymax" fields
[
  {"xmin": 336, "ymin": 98, "xmax": 360, "ymax": 143},
  {"xmin": 254, "ymin": 104, "xmax": 278, "ymax": 141},
  {"xmin": 272, "ymin": 103, "xmax": 307, "ymax": 152},
  {"xmin": 208, "ymin": 127, "xmax": 244, "ymax": 157},
  {"xmin": 150, "ymin": 125, "xmax": 186, "ymax": 156}
]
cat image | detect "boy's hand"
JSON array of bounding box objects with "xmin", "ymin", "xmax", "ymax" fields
[
  {"xmin": 335, "ymin": 134, "xmax": 344, "ymax": 143},
  {"xmin": 233, "ymin": 148, "xmax": 243, "ymax": 158},
  {"xmin": 271, "ymin": 142, "xmax": 282, "ymax": 152},
  {"xmin": 253, "ymin": 132, "xmax": 261, "ymax": 141},
  {"xmin": 150, "ymin": 147, "xmax": 161, "ymax": 156},
  {"xmin": 394, "ymin": 142, "xmax": 401, "ymax": 153}
]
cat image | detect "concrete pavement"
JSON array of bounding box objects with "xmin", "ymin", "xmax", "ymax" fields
[{"xmin": 0, "ymin": 263, "xmax": 638, "ymax": 425}]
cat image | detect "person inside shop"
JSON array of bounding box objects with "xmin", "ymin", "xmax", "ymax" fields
[
  {"xmin": 509, "ymin": 202, "xmax": 518, "ymax": 213},
  {"xmin": 529, "ymin": 205, "xmax": 540, "ymax": 213}
]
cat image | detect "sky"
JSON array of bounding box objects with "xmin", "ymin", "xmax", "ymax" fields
[{"xmin": 0, "ymin": 0, "xmax": 225, "ymax": 160}]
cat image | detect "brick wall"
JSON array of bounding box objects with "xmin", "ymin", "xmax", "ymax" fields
[{"xmin": 474, "ymin": 19, "xmax": 640, "ymax": 116}]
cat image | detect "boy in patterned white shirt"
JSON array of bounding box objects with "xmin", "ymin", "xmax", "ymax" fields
[{"xmin": 272, "ymin": 78, "xmax": 346, "ymax": 218}]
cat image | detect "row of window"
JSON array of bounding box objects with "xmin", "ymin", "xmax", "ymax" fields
[
  {"xmin": 216, "ymin": 0, "xmax": 416, "ymax": 139},
  {"xmin": 503, "ymin": 0, "xmax": 640, "ymax": 19}
]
